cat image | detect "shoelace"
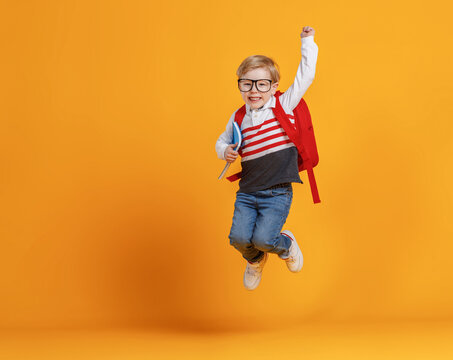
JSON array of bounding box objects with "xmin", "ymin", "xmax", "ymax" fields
[
  {"xmin": 246, "ymin": 267, "xmax": 260, "ymax": 276},
  {"xmin": 246, "ymin": 261, "xmax": 265, "ymax": 275}
]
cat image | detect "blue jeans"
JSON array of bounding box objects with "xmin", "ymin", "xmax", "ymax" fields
[{"xmin": 229, "ymin": 184, "xmax": 293, "ymax": 263}]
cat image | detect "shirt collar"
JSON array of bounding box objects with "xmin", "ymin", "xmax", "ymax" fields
[{"xmin": 245, "ymin": 95, "xmax": 276, "ymax": 114}]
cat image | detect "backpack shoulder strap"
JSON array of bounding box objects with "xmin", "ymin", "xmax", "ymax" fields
[
  {"xmin": 272, "ymin": 91, "xmax": 299, "ymax": 146},
  {"xmin": 234, "ymin": 105, "xmax": 246, "ymax": 127}
]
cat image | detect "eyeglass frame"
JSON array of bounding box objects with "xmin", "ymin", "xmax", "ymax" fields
[{"xmin": 237, "ymin": 78, "xmax": 274, "ymax": 93}]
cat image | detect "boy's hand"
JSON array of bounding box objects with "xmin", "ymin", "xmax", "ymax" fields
[
  {"xmin": 301, "ymin": 26, "xmax": 315, "ymax": 38},
  {"xmin": 224, "ymin": 144, "xmax": 239, "ymax": 163}
]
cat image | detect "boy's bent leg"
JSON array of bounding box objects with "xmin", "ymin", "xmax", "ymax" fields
[
  {"xmin": 229, "ymin": 191, "xmax": 263, "ymax": 263},
  {"xmin": 251, "ymin": 186, "xmax": 293, "ymax": 258}
]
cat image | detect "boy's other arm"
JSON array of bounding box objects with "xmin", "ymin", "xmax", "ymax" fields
[
  {"xmin": 215, "ymin": 112, "xmax": 235, "ymax": 161},
  {"xmin": 280, "ymin": 27, "xmax": 319, "ymax": 111}
]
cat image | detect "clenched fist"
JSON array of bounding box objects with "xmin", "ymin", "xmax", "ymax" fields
[{"xmin": 301, "ymin": 26, "xmax": 315, "ymax": 38}]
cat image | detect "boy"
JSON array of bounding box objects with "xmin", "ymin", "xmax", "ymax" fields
[{"xmin": 215, "ymin": 26, "xmax": 318, "ymax": 290}]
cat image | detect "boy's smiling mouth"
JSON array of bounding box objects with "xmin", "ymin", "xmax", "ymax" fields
[{"xmin": 249, "ymin": 96, "xmax": 262, "ymax": 102}]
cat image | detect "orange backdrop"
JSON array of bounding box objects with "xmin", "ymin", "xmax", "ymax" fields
[{"xmin": 1, "ymin": 0, "xmax": 452, "ymax": 331}]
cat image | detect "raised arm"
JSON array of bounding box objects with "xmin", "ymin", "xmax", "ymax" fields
[{"xmin": 279, "ymin": 26, "xmax": 319, "ymax": 112}]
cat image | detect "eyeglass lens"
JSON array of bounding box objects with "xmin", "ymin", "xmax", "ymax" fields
[{"xmin": 238, "ymin": 79, "xmax": 272, "ymax": 92}]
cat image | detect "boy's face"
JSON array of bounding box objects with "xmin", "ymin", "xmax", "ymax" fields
[{"xmin": 239, "ymin": 67, "xmax": 278, "ymax": 110}]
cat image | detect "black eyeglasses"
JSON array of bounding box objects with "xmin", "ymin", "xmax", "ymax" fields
[{"xmin": 238, "ymin": 79, "xmax": 273, "ymax": 92}]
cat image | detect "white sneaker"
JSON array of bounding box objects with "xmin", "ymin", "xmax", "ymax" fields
[
  {"xmin": 281, "ymin": 230, "xmax": 303, "ymax": 272},
  {"xmin": 243, "ymin": 253, "xmax": 268, "ymax": 290}
]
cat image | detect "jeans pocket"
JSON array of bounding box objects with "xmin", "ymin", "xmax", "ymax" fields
[{"xmin": 270, "ymin": 186, "xmax": 292, "ymax": 197}]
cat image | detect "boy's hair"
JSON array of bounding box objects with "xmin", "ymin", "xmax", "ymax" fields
[{"xmin": 236, "ymin": 55, "xmax": 280, "ymax": 83}]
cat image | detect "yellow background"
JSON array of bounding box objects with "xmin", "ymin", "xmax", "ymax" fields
[{"xmin": 1, "ymin": 0, "xmax": 453, "ymax": 345}]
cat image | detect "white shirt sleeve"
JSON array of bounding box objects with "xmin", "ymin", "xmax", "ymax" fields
[
  {"xmin": 279, "ymin": 35, "xmax": 319, "ymax": 112},
  {"xmin": 215, "ymin": 111, "xmax": 235, "ymax": 160}
]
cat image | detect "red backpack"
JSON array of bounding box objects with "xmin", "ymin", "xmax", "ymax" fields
[{"xmin": 227, "ymin": 90, "xmax": 321, "ymax": 204}]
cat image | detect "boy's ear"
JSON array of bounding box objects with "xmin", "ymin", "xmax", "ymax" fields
[{"xmin": 271, "ymin": 82, "xmax": 279, "ymax": 95}]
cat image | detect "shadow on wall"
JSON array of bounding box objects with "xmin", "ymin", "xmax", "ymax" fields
[{"xmin": 86, "ymin": 183, "xmax": 252, "ymax": 333}]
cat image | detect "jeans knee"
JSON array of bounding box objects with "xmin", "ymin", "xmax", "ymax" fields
[
  {"xmin": 251, "ymin": 233, "xmax": 277, "ymax": 252},
  {"xmin": 229, "ymin": 231, "xmax": 252, "ymax": 250}
]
